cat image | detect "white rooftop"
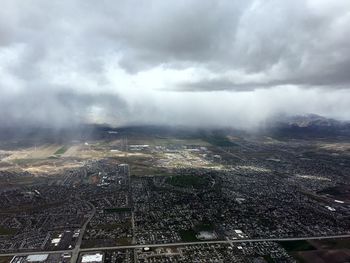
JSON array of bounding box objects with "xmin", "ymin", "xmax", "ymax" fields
[
  {"xmin": 51, "ymin": 238, "xmax": 61, "ymax": 244},
  {"xmin": 26, "ymin": 254, "xmax": 48, "ymax": 262},
  {"xmin": 81, "ymin": 253, "xmax": 103, "ymax": 263}
]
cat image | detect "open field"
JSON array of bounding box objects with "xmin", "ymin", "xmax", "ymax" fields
[
  {"xmin": 128, "ymin": 137, "xmax": 210, "ymax": 147},
  {"xmin": 54, "ymin": 146, "xmax": 69, "ymax": 155},
  {"xmin": 318, "ymin": 142, "xmax": 350, "ymax": 153},
  {"xmin": 7, "ymin": 144, "xmax": 62, "ymax": 160},
  {"xmin": 1, "ymin": 137, "xmax": 210, "ymax": 176},
  {"xmin": 62, "ymin": 145, "xmax": 81, "ymax": 157},
  {"xmin": 0, "ymin": 141, "xmax": 124, "ymax": 175},
  {"xmin": 156, "ymin": 151, "xmax": 219, "ymax": 169}
]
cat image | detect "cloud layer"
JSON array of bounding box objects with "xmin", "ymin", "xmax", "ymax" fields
[{"xmin": 1, "ymin": 0, "xmax": 350, "ymax": 129}]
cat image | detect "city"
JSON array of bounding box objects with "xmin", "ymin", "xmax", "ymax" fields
[
  {"xmin": 0, "ymin": 127, "xmax": 349, "ymax": 262},
  {"xmin": 1, "ymin": 0, "xmax": 350, "ymax": 262}
]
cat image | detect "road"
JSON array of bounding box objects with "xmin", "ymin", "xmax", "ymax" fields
[
  {"xmin": 70, "ymin": 202, "xmax": 96, "ymax": 263},
  {"xmin": 78, "ymin": 234, "xmax": 350, "ymax": 251},
  {"xmin": 2, "ymin": 234, "xmax": 350, "ymax": 259}
]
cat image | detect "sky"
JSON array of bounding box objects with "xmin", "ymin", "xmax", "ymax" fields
[{"xmin": 1, "ymin": 0, "xmax": 350, "ymax": 129}]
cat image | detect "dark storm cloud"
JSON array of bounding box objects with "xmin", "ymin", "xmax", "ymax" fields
[
  {"xmin": 0, "ymin": 0, "xmax": 350, "ymax": 128},
  {"xmin": 176, "ymin": 69, "xmax": 350, "ymax": 92},
  {"xmin": 0, "ymin": 88, "xmax": 126, "ymax": 127},
  {"xmin": 89, "ymin": 0, "xmax": 350, "ymax": 89}
]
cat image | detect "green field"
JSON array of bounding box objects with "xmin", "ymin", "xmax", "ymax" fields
[
  {"xmin": 201, "ymin": 134, "xmax": 237, "ymax": 147},
  {"xmin": 279, "ymin": 240, "xmax": 315, "ymax": 252},
  {"xmin": 54, "ymin": 146, "xmax": 69, "ymax": 155},
  {"xmin": 179, "ymin": 229, "xmax": 199, "ymax": 242},
  {"xmin": 116, "ymin": 237, "xmax": 132, "ymax": 245},
  {"xmin": 179, "ymin": 222, "xmax": 215, "ymax": 242},
  {"xmin": 0, "ymin": 226, "xmax": 15, "ymax": 236}
]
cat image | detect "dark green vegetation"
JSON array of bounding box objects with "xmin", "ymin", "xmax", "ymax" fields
[
  {"xmin": 290, "ymin": 238, "xmax": 350, "ymax": 263},
  {"xmin": 279, "ymin": 240, "xmax": 315, "ymax": 252},
  {"xmin": 179, "ymin": 229, "xmax": 199, "ymax": 242},
  {"xmin": 202, "ymin": 134, "xmax": 237, "ymax": 147},
  {"xmin": 179, "ymin": 222, "xmax": 216, "ymax": 242},
  {"xmin": 116, "ymin": 237, "xmax": 132, "ymax": 245},
  {"xmin": 0, "ymin": 226, "xmax": 15, "ymax": 236},
  {"xmin": 54, "ymin": 146, "xmax": 69, "ymax": 155},
  {"xmin": 48, "ymin": 155, "xmax": 59, "ymax": 159},
  {"xmin": 165, "ymin": 175, "xmax": 210, "ymax": 189},
  {"xmin": 310, "ymin": 238, "xmax": 350, "ymax": 250},
  {"xmin": 0, "ymin": 257, "xmax": 13, "ymax": 263},
  {"xmin": 263, "ymin": 255, "xmax": 274, "ymax": 263}
]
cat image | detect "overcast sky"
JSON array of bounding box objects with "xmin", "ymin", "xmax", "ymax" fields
[{"xmin": 1, "ymin": 0, "xmax": 350, "ymax": 129}]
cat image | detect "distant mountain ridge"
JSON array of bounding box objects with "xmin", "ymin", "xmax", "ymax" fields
[
  {"xmin": 283, "ymin": 114, "xmax": 347, "ymax": 128},
  {"xmin": 271, "ymin": 114, "xmax": 350, "ymax": 138},
  {"xmin": 0, "ymin": 114, "xmax": 349, "ymax": 145}
]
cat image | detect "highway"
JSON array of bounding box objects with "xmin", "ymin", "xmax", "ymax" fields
[
  {"xmin": 79, "ymin": 234, "xmax": 350, "ymax": 251},
  {"xmin": 2, "ymin": 234, "xmax": 350, "ymax": 259},
  {"xmin": 70, "ymin": 202, "xmax": 96, "ymax": 263}
]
